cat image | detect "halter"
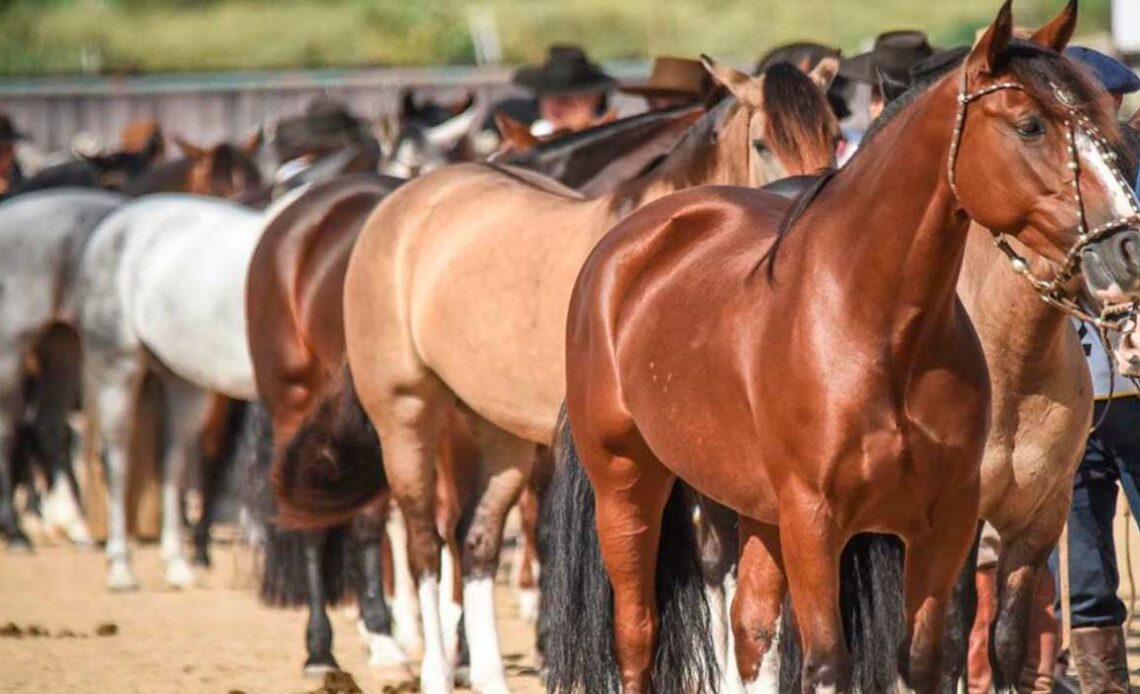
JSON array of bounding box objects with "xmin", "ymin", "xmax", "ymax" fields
[{"xmin": 946, "ymin": 67, "xmax": 1140, "ymax": 331}]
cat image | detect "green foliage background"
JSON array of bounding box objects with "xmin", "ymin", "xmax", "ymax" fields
[{"xmin": 0, "ymin": 0, "xmax": 1113, "ymax": 76}]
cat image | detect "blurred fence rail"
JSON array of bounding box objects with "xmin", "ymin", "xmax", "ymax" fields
[{"xmin": 0, "ymin": 65, "xmax": 532, "ymax": 153}]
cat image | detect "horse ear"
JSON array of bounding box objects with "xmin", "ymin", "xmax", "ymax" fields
[
  {"xmin": 174, "ymin": 136, "xmax": 208, "ymax": 161},
  {"xmin": 597, "ymin": 108, "xmax": 619, "ymax": 125},
  {"xmin": 808, "ymin": 56, "xmax": 839, "ymax": 92},
  {"xmin": 1030, "ymin": 0, "xmax": 1078, "ymax": 52},
  {"xmin": 495, "ymin": 111, "xmax": 537, "ymax": 151},
  {"xmin": 400, "ymin": 89, "xmax": 418, "ymax": 121},
  {"xmin": 241, "ymin": 128, "xmax": 262, "ymax": 157},
  {"xmin": 967, "ymin": 0, "xmax": 1014, "ymax": 77},
  {"xmin": 876, "ymin": 68, "xmax": 910, "ymax": 105},
  {"xmin": 700, "ymin": 54, "xmax": 764, "ymax": 108}
]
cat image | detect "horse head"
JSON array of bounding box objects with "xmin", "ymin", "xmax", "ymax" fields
[
  {"xmin": 174, "ymin": 132, "xmax": 264, "ymax": 199},
  {"xmin": 380, "ymin": 91, "xmax": 481, "ymax": 178},
  {"xmin": 947, "ymin": 0, "xmax": 1140, "ymax": 373},
  {"xmin": 689, "ymin": 55, "xmax": 839, "ymax": 187}
]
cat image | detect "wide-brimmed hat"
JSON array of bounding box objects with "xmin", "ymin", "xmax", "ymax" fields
[
  {"xmin": 0, "ymin": 114, "xmax": 27, "ymax": 144},
  {"xmin": 840, "ymin": 30, "xmax": 936, "ymax": 85},
  {"xmin": 620, "ymin": 56, "xmax": 711, "ymax": 101},
  {"xmin": 514, "ymin": 45, "xmax": 615, "ymax": 96},
  {"xmin": 1066, "ymin": 46, "xmax": 1140, "ymax": 96}
]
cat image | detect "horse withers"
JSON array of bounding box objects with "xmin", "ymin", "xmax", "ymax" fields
[{"xmin": 548, "ymin": 2, "xmax": 1140, "ymax": 692}]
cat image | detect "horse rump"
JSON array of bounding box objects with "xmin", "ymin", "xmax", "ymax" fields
[
  {"xmin": 273, "ymin": 365, "xmax": 386, "ymax": 530},
  {"xmin": 541, "ymin": 406, "xmax": 719, "ymax": 693}
]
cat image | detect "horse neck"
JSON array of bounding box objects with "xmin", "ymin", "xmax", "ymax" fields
[
  {"xmin": 784, "ymin": 77, "xmax": 971, "ymax": 340},
  {"xmin": 606, "ymin": 102, "xmax": 750, "ymax": 214},
  {"xmin": 959, "ymin": 228, "xmax": 1074, "ymax": 381}
]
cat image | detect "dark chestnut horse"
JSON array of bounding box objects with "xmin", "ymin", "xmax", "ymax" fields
[{"xmin": 548, "ymin": 3, "xmax": 1140, "ymax": 692}]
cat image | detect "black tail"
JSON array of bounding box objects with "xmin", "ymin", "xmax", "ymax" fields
[
  {"xmin": 779, "ymin": 533, "xmax": 906, "ymax": 692},
  {"xmin": 273, "ymin": 365, "xmax": 386, "ymax": 529},
  {"xmin": 243, "ymin": 399, "xmax": 359, "ymax": 608},
  {"xmin": 779, "ymin": 529, "xmax": 980, "ymax": 691},
  {"xmin": 541, "ymin": 407, "xmax": 719, "ymax": 693}
]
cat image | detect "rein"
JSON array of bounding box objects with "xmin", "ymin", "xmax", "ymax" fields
[{"xmin": 947, "ymin": 68, "xmax": 1140, "ymax": 332}]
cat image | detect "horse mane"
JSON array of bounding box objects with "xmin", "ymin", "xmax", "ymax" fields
[
  {"xmin": 762, "ymin": 39, "xmax": 1123, "ymax": 282},
  {"xmin": 761, "ymin": 62, "xmax": 839, "ymax": 175}
]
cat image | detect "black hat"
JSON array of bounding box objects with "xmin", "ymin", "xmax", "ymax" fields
[
  {"xmin": 840, "ymin": 30, "xmax": 936, "ymax": 86},
  {"xmin": 0, "ymin": 114, "xmax": 27, "ymax": 145},
  {"xmin": 513, "ymin": 45, "xmax": 615, "ymax": 96}
]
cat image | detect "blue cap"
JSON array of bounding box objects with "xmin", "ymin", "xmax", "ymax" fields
[{"xmin": 1065, "ymin": 46, "xmax": 1140, "ymax": 96}]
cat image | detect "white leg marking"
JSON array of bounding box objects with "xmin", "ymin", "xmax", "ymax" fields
[
  {"xmin": 160, "ymin": 478, "xmax": 193, "ymax": 588},
  {"xmin": 417, "ymin": 575, "xmax": 454, "ymax": 694},
  {"xmin": 439, "ymin": 549, "xmax": 462, "ymax": 664},
  {"xmin": 358, "ymin": 618, "xmax": 412, "ymax": 675},
  {"xmin": 43, "ymin": 473, "xmax": 93, "ymax": 545},
  {"xmin": 463, "ymin": 576, "xmax": 509, "ymax": 694},
  {"xmin": 388, "ymin": 509, "xmax": 423, "ymax": 657},
  {"xmin": 750, "ymin": 605, "xmax": 781, "ymax": 693}
]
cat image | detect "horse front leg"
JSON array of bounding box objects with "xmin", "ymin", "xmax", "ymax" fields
[
  {"xmin": 900, "ymin": 500, "xmax": 980, "ymax": 693},
  {"xmin": 695, "ymin": 492, "xmax": 743, "ymax": 692},
  {"xmin": 156, "ymin": 374, "xmax": 208, "ymax": 589},
  {"xmin": 780, "ymin": 498, "xmax": 851, "ymax": 693},
  {"xmin": 302, "ymin": 528, "xmax": 338, "ymax": 676}
]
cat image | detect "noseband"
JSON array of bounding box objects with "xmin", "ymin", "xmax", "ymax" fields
[{"xmin": 947, "ymin": 68, "xmax": 1140, "ymax": 331}]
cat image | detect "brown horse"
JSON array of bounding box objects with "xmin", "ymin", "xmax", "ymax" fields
[
  {"xmin": 547, "ymin": 3, "xmax": 1140, "ymax": 692},
  {"xmin": 336, "ymin": 59, "xmax": 838, "ymax": 693}
]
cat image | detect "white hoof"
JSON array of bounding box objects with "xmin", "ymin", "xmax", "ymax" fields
[
  {"xmin": 107, "ymin": 561, "xmax": 139, "ymax": 592},
  {"xmin": 392, "ymin": 596, "xmax": 423, "ymax": 657},
  {"xmin": 164, "ymin": 558, "xmax": 195, "ymax": 589},
  {"xmin": 302, "ymin": 662, "xmax": 338, "ymax": 678},
  {"xmin": 65, "ymin": 519, "xmax": 94, "ymax": 547},
  {"xmin": 366, "ymin": 633, "xmax": 412, "ymax": 680},
  {"xmin": 516, "ymin": 587, "xmax": 540, "ymax": 624}
]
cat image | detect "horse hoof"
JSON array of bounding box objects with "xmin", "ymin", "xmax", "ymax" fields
[
  {"xmin": 302, "ymin": 656, "xmax": 339, "ymax": 678},
  {"xmin": 65, "ymin": 523, "xmax": 94, "ymax": 548},
  {"xmin": 107, "ymin": 564, "xmax": 139, "ymax": 592},
  {"xmin": 516, "ymin": 587, "xmax": 539, "ymax": 623},
  {"xmin": 6, "ymin": 533, "xmax": 33, "ymax": 553},
  {"xmin": 164, "ymin": 560, "xmax": 195, "ymax": 589},
  {"xmin": 419, "ymin": 663, "xmax": 455, "ymax": 694},
  {"xmin": 191, "ymin": 548, "xmax": 211, "ymax": 568},
  {"xmin": 394, "ymin": 625, "xmax": 424, "ymax": 660}
]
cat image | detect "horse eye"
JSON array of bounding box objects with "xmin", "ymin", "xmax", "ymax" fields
[
  {"xmin": 1015, "ymin": 117, "xmax": 1046, "ymax": 139},
  {"xmin": 752, "ymin": 139, "xmax": 768, "ymax": 154}
]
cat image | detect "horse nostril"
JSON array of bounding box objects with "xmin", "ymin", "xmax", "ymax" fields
[{"xmin": 1121, "ymin": 236, "xmax": 1138, "ymax": 269}]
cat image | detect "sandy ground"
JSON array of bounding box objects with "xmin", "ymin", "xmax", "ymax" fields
[{"xmin": 0, "ymin": 537, "xmax": 542, "ymax": 694}]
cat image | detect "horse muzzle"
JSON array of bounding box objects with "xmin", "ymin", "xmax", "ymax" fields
[{"xmin": 1081, "ymin": 226, "xmax": 1140, "ymax": 303}]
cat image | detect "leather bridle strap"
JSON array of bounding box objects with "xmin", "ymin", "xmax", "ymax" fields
[{"xmin": 946, "ymin": 67, "xmax": 1140, "ymax": 331}]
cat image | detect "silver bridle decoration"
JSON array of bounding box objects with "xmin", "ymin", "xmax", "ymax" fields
[{"xmin": 946, "ymin": 68, "xmax": 1140, "ymax": 331}]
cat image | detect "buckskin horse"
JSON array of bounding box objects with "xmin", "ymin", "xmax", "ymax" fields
[
  {"xmin": 324, "ymin": 60, "xmax": 838, "ymax": 693},
  {"xmin": 546, "ymin": 2, "xmax": 1140, "ymax": 692},
  {"xmin": 253, "ymin": 102, "xmax": 711, "ymax": 678}
]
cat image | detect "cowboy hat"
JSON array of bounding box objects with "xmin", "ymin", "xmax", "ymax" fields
[
  {"xmin": 620, "ymin": 56, "xmax": 711, "ymax": 101},
  {"xmin": 840, "ymin": 30, "xmax": 936, "ymax": 86},
  {"xmin": 0, "ymin": 114, "xmax": 27, "ymax": 145},
  {"xmin": 513, "ymin": 45, "xmax": 615, "ymax": 96}
]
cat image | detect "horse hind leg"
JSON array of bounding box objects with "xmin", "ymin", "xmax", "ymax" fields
[
  {"xmin": 732, "ymin": 518, "xmax": 787, "ymax": 693},
  {"xmin": 0, "ymin": 351, "xmax": 31, "ymax": 551},
  {"xmin": 694, "ymin": 492, "xmax": 744, "ymax": 692},
  {"xmin": 454, "ymin": 417, "xmax": 535, "ymax": 694},
  {"xmin": 302, "ymin": 528, "xmax": 339, "ymax": 676},
  {"xmin": 352, "ymin": 497, "xmax": 412, "ymax": 677},
  {"xmin": 155, "ymin": 372, "xmax": 210, "ymax": 589}
]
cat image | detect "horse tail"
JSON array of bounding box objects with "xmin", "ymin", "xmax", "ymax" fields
[
  {"xmin": 244, "ymin": 400, "xmax": 356, "ymax": 608},
  {"xmin": 778, "ymin": 533, "xmax": 906, "ymax": 692},
  {"xmin": 272, "ymin": 364, "xmax": 386, "ymax": 530},
  {"xmin": 542, "ymin": 406, "xmax": 719, "ymax": 693}
]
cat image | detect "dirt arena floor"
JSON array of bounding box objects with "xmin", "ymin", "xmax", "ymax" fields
[
  {"xmin": 0, "ymin": 535, "xmax": 543, "ymax": 694},
  {"xmin": 8, "ymin": 510, "xmax": 1140, "ymax": 692}
]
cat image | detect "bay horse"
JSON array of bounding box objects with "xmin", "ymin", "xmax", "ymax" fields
[
  {"xmin": 333, "ymin": 59, "xmax": 838, "ymax": 694},
  {"xmin": 548, "ymin": 3, "xmax": 1140, "ymax": 692}
]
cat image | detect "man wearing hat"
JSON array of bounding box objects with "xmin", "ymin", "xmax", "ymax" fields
[
  {"xmin": 513, "ymin": 45, "xmax": 615, "ymax": 136},
  {"xmin": 0, "ymin": 114, "xmax": 27, "ymax": 196},
  {"xmin": 620, "ymin": 56, "xmax": 711, "ymax": 111},
  {"xmin": 1067, "ymin": 46, "xmax": 1140, "ymax": 112},
  {"xmin": 840, "ymin": 30, "xmax": 935, "ymax": 122}
]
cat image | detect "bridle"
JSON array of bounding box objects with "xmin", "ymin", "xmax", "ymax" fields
[{"xmin": 947, "ymin": 67, "xmax": 1140, "ymax": 332}]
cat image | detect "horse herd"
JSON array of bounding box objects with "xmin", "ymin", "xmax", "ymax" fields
[{"xmin": 4, "ymin": 2, "xmax": 1140, "ymax": 693}]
